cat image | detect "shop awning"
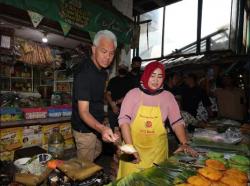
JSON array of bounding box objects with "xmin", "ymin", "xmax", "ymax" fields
[{"xmin": 0, "ymin": 0, "xmax": 133, "ymax": 45}]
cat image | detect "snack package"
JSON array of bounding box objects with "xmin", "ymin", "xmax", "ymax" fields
[
  {"xmin": 0, "ymin": 127, "xmax": 23, "ymax": 152},
  {"xmin": 23, "ymin": 125, "xmax": 43, "ymax": 147}
]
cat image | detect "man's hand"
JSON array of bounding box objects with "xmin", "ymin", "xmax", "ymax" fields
[{"xmin": 101, "ymin": 126, "xmax": 119, "ymax": 143}]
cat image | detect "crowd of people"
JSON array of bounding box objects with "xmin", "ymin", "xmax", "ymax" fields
[{"xmin": 164, "ymin": 69, "xmax": 247, "ymax": 127}]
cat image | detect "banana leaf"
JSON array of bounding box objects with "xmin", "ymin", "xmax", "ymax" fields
[{"xmin": 191, "ymin": 138, "xmax": 250, "ymax": 156}]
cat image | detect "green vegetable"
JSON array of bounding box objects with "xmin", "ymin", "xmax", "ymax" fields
[
  {"xmin": 228, "ymin": 162, "xmax": 250, "ymax": 172},
  {"xmin": 207, "ymin": 151, "xmax": 224, "ymax": 159},
  {"xmin": 229, "ymin": 155, "xmax": 250, "ymax": 166}
]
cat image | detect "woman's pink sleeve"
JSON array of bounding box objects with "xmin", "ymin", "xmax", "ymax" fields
[{"xmin": 167, "ymin": 93, "xmax": 185, "ymax": 126}]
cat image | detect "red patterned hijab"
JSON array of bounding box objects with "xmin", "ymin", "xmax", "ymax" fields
[{"xmin": 140, "ymin": 61, "xmax": 165, "ymax": 94}]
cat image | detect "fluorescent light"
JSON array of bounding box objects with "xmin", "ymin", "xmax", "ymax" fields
[
  {"xmin": 42, "ymin": 32, "xmax": 48, "ymax": 43},
  {"xmin": 42, "ymin": 35, "xmax": 48, "ymax": 43}
]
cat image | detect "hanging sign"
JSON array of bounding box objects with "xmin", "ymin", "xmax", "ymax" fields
[
  {"xmin": 27, "ymin": 10, "xmax": 44, "ymax": 28},
  {"xmin": 59, "ymin": 0, "xmax": 89, "ymax": 28},
  {"xmin": 59, "ymin": 21, "xmax": 71, "ymax": 36},
  {"xmin": 0, "ymin": 0, "xmax": 133, "ymax": 45}
]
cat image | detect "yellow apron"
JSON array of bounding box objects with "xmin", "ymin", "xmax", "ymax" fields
[{"xmin": 117, "ymin": 101, "xmax": 168, "ymax": 179}]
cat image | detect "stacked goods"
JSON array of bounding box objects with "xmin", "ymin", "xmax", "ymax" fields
[
  {"xmin": 22, "ymin": 107, "xmax": 47, "ymax": 120},
  {"xmin": 176, "ymin": 159, "xmax": 248, "ymax": 186},
  {"xmin": 22, "ymin": 125, "xmax": 43, "ymax": 148},
  {"xmin": 47, "ymin": 105, "xmax": 72, "ymax": 118},
  {"xmin": 0, "ymin": 107, "xmax": 23, "ymax": 122},
  {"xmin": 0, "ymin": 127, "xmax": 23, "ymax": 151},
  {"xmin": 18, "ymin": 40, "xmax": 54, "ymax": 65}
]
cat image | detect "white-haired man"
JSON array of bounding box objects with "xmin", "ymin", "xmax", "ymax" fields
[{"xmin": 71, "ymin": 30, "xmax": 119, "ymax": 162}]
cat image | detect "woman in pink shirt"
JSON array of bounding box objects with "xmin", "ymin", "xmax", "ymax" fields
[{"xmin": 117, "ymin": 61, "xmax": 197, "ymax": 179}]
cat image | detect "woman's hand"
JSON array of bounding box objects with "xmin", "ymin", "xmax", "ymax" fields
[
  {"xmin": 132, "ymin": 152, "xmax": 141, "ymax": 163},
  {"xmin": 174, "ymin": 144, "xmax": 198, "ymax": 157}
]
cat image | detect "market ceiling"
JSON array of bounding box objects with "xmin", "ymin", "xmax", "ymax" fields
[
  {"xmin": 0, "ymin": 3, "xmax": 91, "ymax": 47},
  {"xmin": 133, "ymin": 0, "xmax": 182, "ymax": 15},
  {"xmin": 0, "ymin": 0, "xmax": 182, "ymax": 49}
]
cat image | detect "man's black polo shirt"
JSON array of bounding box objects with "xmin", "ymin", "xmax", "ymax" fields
[{"xmin": 71, "ymin": 58, "xmax": 107, "ymax": 133}]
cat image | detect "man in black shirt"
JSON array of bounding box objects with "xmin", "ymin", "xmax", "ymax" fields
[
  {"xmin": 71, "ymin": 30, "xmax": 118, "ymax": 162},
  {"xmin": 128, "ymin": 56, "xmax": 142, "ymax": 88}
]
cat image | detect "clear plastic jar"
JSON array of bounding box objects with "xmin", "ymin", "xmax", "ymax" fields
[{"xmin": 48, "ymin": 128, "xmax": 64, "ymax": 159}]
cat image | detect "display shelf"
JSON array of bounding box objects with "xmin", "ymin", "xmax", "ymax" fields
[
  {"xmin": 0, "ymin": 61, "xmax": 34, "ymax": 92},
  {"xmin": 0, "ymin": 76, "xmax": 10, "ymax": 78},
  {"xmin": 38, "ymin": 68, "xmax": 54, "ymax": 87},
  {"xmin": 53, "ymin": 70, "xmax": 73, "ymax": 93},
  {"xmin": 0, "ymin": 116, "xmax": 71, "ymax": 129},
  {"xmin": 11, "ymin": 77, "xmax": 32, "ymax": 80},
  {"xmin": 55, "ymin": 79, "xmax": 73, "ymax": 83}
]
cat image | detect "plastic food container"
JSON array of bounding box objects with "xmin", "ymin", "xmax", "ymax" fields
[
  {"xmin": 14, "ymin": 157, "xmax": 31, "ymax": 170},
  {"xmin": 37, "ymin": 153, "xmax": 52, "ymax": 165}
]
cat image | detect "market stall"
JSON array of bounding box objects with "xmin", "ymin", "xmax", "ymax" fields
[
  {"xmin": 106, "ymin": 120, "xmax": 250, "ymax": 186},
  {"xmin": 1, "ymin": 0, "xmax": 250, "ymax": 185}
]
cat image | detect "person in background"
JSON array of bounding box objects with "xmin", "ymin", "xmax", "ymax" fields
[
  {"xmin": 164, "ymin": 71, "xmax": 185, "ymax": 122},
  {"xmin": 164, "ymin": 72, "xmax": 185, "ymax": 97},
  {"xmin": 106, "ymin": 64, "xmax": 133, "ymax": 130},
  {"xmin": 117, "ymin": 61, "xmax": 197, "ymax": 179},
  {"xmin": 181, "ymin": 73, "xmax": 212, "ymax": 124},
  {"xmin": 128, "ymin": 56, "xmax": 142, "ymax": 88},
  {"xmin": 215, "ymin": 74, "xmax": 247, "ymax": 121},
  {"xmin": 199, "ymin": 76, "xmax": 218, "ymax": 118},
  {"xmin": 71, "ymin": 30, "xmax": 119, "ymax": 162}
]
